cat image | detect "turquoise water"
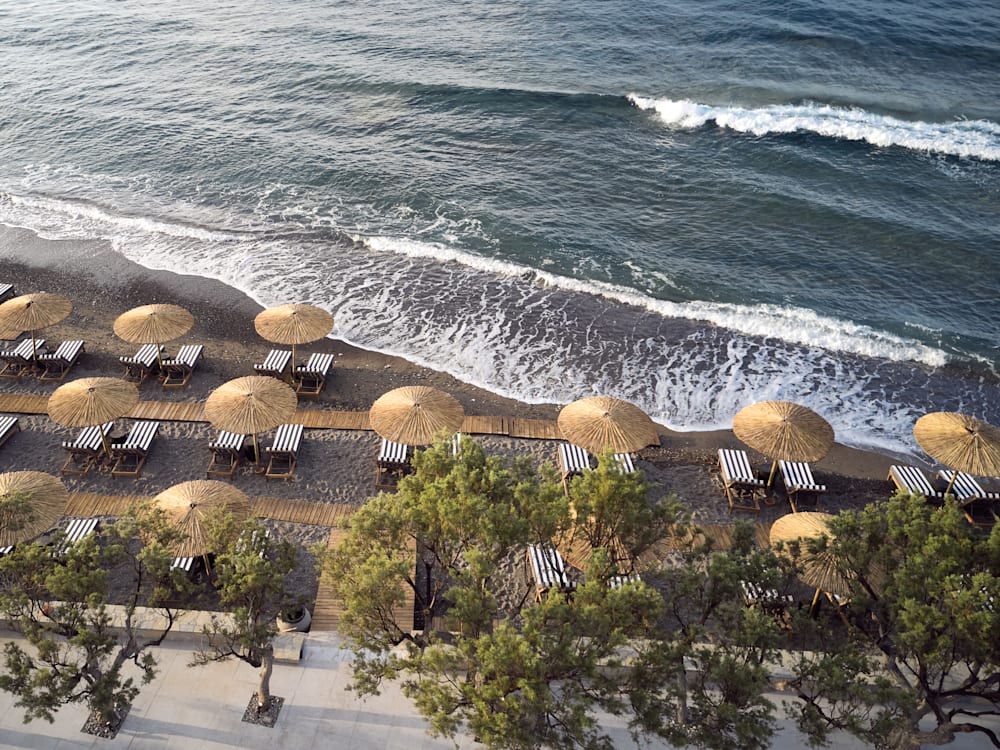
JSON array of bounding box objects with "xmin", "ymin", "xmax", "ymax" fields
[{"xmin": 1, "ymin": 1, "xmax": 998, "ymax": 456}]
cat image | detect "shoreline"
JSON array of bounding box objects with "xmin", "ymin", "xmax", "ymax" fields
[{"xmin": 0, "ymin": 223, "xmax": 897, "ymax": 483}]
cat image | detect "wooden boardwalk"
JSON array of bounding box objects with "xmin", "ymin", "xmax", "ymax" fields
[
  {"xmin": 0, "ymin": 393, "xmax": 560, "ymax": 439},
  {"xmin": 65, "ymin": 492, "xmax": 356, "ymax": 529},
  {"xmin": 311, "ymin": 524, "xmax": 416, "ymax": 633}
]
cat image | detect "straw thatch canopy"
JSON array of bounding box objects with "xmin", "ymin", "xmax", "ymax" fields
[
  {"xmin": 769, "ymin": 511, "xmax": 851, "ymax": 597},
  {"xmin": 369, "ymin": 386, "xmax": 464, "ymax": 446},
  {"xmin": 153, "ymin": 480, "xmax": 250, "ymax": 558},
  {"xmin": 0, "ymin": 320, "xmax": 23, "ymax": 341},
  {"xmin": 733, "ymin": 400, "xmax": 834, "ymax": 463},
  {"xmin": 558, "ymin": 396, "xmax": 659, "ymax": 454},
  {"xmin": 0, "ymin": 292, "xmax": 73, "ymax": 359},
  {"xmin": 0, "ymin": 471, "xmax": 69, "ymax": 547},
  {"xmin": 913, "ymin": 412, "xmax": 1000, "ymax": 479},
  {"xmin": 254, "ymin": 303, "xmax": 334, "ymax": 364},
  {"xmin": 113, "ymin": 303, "xmax": 194, "ymax": 345},
  {"xmin": 47, "ymin": 377, "xmax": 139, "ymax": 428},
  {"xmin": 0, "ymin": 292, "xmax": 72, "ymax": 332},
  {"xmin": 204, "ymin": 376, "xmax": 297, "ymax": 436}
]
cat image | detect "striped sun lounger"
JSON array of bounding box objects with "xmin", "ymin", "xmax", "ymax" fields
[
  {"xmin": 718, "ymin": 449, "xmax": 764, "ymax": 513},
  {"xmin": 778, "ymin": 460, "xmax": 826, "ymax": 513}
]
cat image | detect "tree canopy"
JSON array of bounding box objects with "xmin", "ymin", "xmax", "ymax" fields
[
  {"xmin": 0, "ymin": 502, "xmax": 194, "ymax": 727},
  {"xmin": 321, "ymin": 436, "xmax": 786, "ymax": 750},
  {"xmin": 787, "ymin": 491, "xmax": 1000, "ymax": 749},
  {"xmin": 190, "ymin": 515, "xmax": 299, "ymax": 713}
]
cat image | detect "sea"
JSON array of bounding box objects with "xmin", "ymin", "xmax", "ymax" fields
[{"xmin": 1, "ymin": 0, "xmax": 998, "ymax": 458}]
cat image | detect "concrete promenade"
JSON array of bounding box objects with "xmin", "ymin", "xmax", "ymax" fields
[{"xmin": 0, "ymin": 631, "xmax": 992, "ymax": 750}]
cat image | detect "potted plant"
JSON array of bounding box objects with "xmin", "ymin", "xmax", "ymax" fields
[{"xmin": 276, "ymin": 603, "xmax": 311, "ymax": 633}]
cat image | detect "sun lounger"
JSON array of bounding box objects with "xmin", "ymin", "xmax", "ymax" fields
[
  {"xmin": 610, "ymin": 453, "xmax": 635, "ymax": 473},
  {"xmin": 608, "ymin": 572, "xmax": 641, "ymax": 589},
  {"xmin": 264, "ymin": 423, "xmax": 304, "ymax": 481},
  {"xmin": 718, "ymin": 449, "xmax": 764, "ymax": 513},
  {"xmin": 161, "ymin": 344, "xmax": 204, "ymax": 388},
  {"xmin": 56, "ymin": 517, "xmax": 100, "ymax": 555},
  {"xmin": 293, "ymin": 352, "xmax": 335, "ymax": 396},
  {"xmin": 888, "ymin": 465, "xmax": 943, "ymax": 500},
  {"xmin": 0, "ymin": 338, "xmax": 44, "ymax": 379},
  {"xmin": 558, "ymin": 443, "xmax": 593, "ymax": 494},
  {"xmin": 526, "ymin": 543, "xmax": 576, "ymax": 601},
  {"xmin": 938, "ymin": 470, "xmax": 1000, "ymax": 528},
  {"xmin": 0, "ymin": 283, "xmax": 14, "ymax": 304},
  {"xmin": 37, "ymin": 339, "xmax": 85, "ymax": 381},
  {"xmin": 741, "ymin": 580, "xmax": 794, "ymax": 609},
  {"xmin": 110, "ymin": 420, "xmax": 160, "ymax": 478},
  {"xmin": 120, "ymin": 343, "xmax": 163, "ymax": 383},
  {"xmin": 375, "ymin": 438, "xmax": 412, "ymax": 490},
  {"xmin": 253, "ymin": 349, "xmax": 292, "ymax": 379},
  {"xmin": 937, "ymin": 470, "xmax": 1000, "ymax": 503},
  {"xmin": 778, "ymin": 460, "xmax": 826, "ymax": 513},
  {"xmin": 60, "ymin": 421, "xmax": 113, "ymax": 476},
  {"xmin": 207, "ymin": 430, "xmax": 246, "ymax": 479},
  {"xmin": 0, "ymin": 416, "xmax": 20, "ymax": 450}
]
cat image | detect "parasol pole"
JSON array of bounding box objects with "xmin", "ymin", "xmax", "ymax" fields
[
  {"xmin": 766, "ymin": 459, "xmax": 779, "ymax": 488},
  {"xmin": 943, "ymin": 470, "xmax": 958, "ymax": 497}
]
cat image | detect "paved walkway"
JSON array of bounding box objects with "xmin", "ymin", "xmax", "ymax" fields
[{"xmin": 0, "ymin": 631, "xmax": 994, "ymax": 750}]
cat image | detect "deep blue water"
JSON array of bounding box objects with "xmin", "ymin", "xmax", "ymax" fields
[{"xmin": 1, "ymin": 0, "xmax": 998, "ymax": 456}]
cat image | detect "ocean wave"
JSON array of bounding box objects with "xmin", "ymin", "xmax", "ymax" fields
[
  {"xmin": 1, "ymin": 192, "xmax": 245, "ymax": 243},
  {"xmin": 628, "ymin": 95, "xmax": 1000, "ymax": 161},
  {"xmin": 356, "ymin": 234, "xmax": 948, "ymax": 368}
]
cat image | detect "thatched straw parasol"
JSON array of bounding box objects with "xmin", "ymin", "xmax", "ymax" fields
[
  {"xmin": 0, "ymin": 471, "xmax": 69, "ymax": 547},
  {"xmin": 114, "ymin": 303, "xmax": 195, "ymax": 367},
  {"xmin": 557, "ymin": 396, "xmax": 659, "ymax": 454},
  {"xmin": 914, "ymin": 412, "xmax": 1000, "ymax": 495},
  {"xmin": 769, "ymin": 510, "xmax": 853, "ymax": 614},
  {"xmin": 0, "ymin": 292, "xmax": 73, "ymax": 360},
  {"xmin": 153, "ymin": 480, "xmax": 250, "ymax": 558},
  {"xmin": 204, "ymin": 375, "xmax": 297, "ymax": 463},
  {"xmin": 369, "ymin": 386, "xmax": 464, "ymax": 446},
  {"xmin": 48, "ymin": 377, "xmax": 140, "ymax": 455},
  {"xmin": 0, "ymin": 320, "xmax": 23, "ymax": 341},
  {"xmin": 733, "ymin": 400, "xmax": 834, "ymax": 486},
  {"xmin": 254, "ymin": 303, "xmax": 334, "ymax": 365}
]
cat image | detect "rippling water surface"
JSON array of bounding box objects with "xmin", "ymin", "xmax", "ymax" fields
[{"xmin": 1, "ymin": 1, "xmax": 998, "ymax": 455}]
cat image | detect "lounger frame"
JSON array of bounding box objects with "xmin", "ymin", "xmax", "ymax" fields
[
  {"xmin": 38, "ymin": 339, "xmax": 85, "ymax": 381},
  {"xmin": 161, "ymin": 344, "xmax": 204, "ymax": 388},
  {"xmin": 718, "ymin": 449, "xmax": 764, "ymax": 513},
  {"xmin": 207, "ymin": 430, "xmax": 246, "ymax": 479},
  {"xmin": 264, "ymin": 423, "xmax": 304, "ymax": 481},
  {"xmin": 110, "ymin": 421, "xmax": 160, "ymax": 478}
]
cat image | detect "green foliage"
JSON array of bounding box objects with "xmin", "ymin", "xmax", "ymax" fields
[
  {"xmin": 0, "ymin": 502, "xmax": 192, "ymax": 725},
  {"xmin": 788, "ymin": 491, "xmax": 1000, "ymax": 749},
  {"xmin": 190, "ymin": 516, "xmax": 298, "ymax": 710},
  {"xmin": 321, "ymin": 436, "xmax": 783, "ymax": 750},
  {"xmin": 0, "ymin": 488, "xmax": 38, "ymax": 537}
]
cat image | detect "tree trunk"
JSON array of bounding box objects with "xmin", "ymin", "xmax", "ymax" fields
[
  {"xmin": 676, "ymin": 669, "xmax": 689, "ymax": 725},
  {"xmin": 257, "ymin": 643, "xmax": 274, "ymax": 711}
]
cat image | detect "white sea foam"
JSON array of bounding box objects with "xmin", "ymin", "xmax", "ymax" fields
[
  {"xmin": 356, "ymin": 234, "xmax": 947, "ymax": 367},
  {"xmin": 0, "ymin": 191, "xmax": 970, "ymax": 458},
  {"xmin": 627, "ymin": 95, "xmax": 1000, "ymax": 161}
]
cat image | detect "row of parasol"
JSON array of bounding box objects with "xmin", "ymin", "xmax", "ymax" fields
[{"xmin": 0, "ymin": 293, "xmax": 335, "ymax": 368}]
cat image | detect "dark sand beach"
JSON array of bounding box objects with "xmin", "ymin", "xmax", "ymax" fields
[{"xmin": 0, "ymin": 226, "xmax": 902, "ymax": 609}]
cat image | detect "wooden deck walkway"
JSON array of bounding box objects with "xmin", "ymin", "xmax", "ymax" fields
[
  {"xmin": 311, "ymin": 524, "xmax": 416, "ymax": 634},
  {"xmin": 0, "ymin": 393, "xmax": 561, "ymax": 439},
  {"xmin": 65, "ymin": 492, "xmax": 356, "ymax": 529}
]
